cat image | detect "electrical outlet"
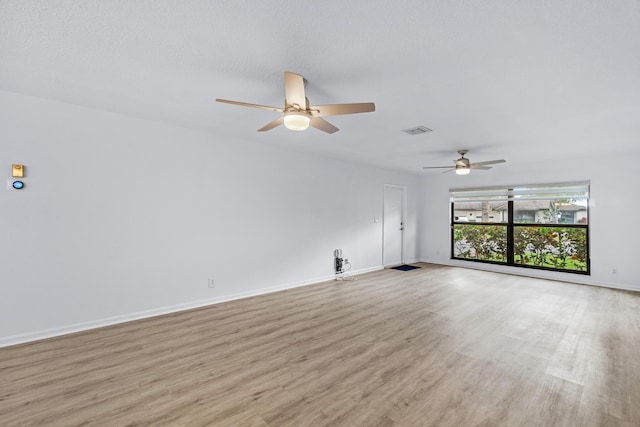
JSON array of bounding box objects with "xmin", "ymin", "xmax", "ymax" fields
[{"xmin": 208, "ymin": 279, "xmax": 215, "ymax": 288}]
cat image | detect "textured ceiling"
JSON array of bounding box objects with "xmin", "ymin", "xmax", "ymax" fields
[{"xmin": 1, "ymin": 0, "xmax": 639, "ymax": 173}]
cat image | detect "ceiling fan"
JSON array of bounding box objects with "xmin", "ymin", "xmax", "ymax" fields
[
  {"xmin": 216, "ymin": 71, "xmax": 375, "ymax": 134},
  {"xmin": 423, "ymin": 150, "xmax": 506, "ymax": 175}
]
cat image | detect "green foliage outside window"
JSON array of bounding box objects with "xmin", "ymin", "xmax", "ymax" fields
[
  {"xmin": 453, "ymin": 225, "xmax": 507, "ymax": 262},
  {"xmin": 513, "ymin": 226, "xmax": 588, "ymax": 271},
  {"xmin": 453, "ymin": 224, "xmax": 588, "ymax": 272}
]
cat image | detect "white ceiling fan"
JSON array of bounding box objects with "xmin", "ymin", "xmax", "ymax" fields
[
  {"xmin": 423, "ymin": 150, "xmax": 506, "ymax": 175},
  {"xmin": 216, "ymin": 71, "xmax": 375, "ymax": 134}
]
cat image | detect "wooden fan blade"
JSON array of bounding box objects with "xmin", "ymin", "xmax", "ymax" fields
[
  {"xmin": 258, "ymin": 117, "xmax": 284, "ymax": 132},
  {"xmin": 309, "ymin": 117, "xmax": 339, "ymax": 134},
  {"xmin": 216, "ymin": 99, "xmax": 283, "ymax": 112},
  {"xmin": 311, "ymin": 103, "xmax": 375, "ymax": 116},
  {"xmin": 471, "ymin": 159, "xmax": 506, "ymax": 166},
  {"xmin": 284, "ymin": 71, "xmax": 307, "ymax": 109},
  {"xmin": 470, "ymin": 165, "xmax": 492, "ymax": 170}
]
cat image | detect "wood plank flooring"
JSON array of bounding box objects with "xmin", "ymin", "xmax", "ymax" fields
[{"xmin": 1, "ymin": 263, "xmax": 639, "ymax": 426}]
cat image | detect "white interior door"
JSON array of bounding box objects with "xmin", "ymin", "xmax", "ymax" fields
[{"xmin": 383, "ymin": 185, "xmax": 405, "ymax": 266}]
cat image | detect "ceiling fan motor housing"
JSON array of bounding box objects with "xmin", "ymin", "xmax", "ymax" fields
[{"xmin": 455, "ymin": 157, "xmax": 470, "ymax": 167}]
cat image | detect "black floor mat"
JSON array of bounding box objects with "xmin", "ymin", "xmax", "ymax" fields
[{"xmin": 390, "ymin": 264, "xmax": 421, "ymax": 271}]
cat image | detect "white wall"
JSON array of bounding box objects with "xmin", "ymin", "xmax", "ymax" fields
[
  {"xmin": 0, "ymin": 91, "xmax": 419, "ymax": 346},
  {"xmin": 419, "ymin": 155, "xmax": 640, "ymax": 292}
]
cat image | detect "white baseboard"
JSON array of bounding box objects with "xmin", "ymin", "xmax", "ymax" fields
[
  {"xmin": 419, "ymin": 258, "xmax": 640, "ymax": 293},
  {"xmin": 0, "ymin": 265, "xmax": 384, "ymax": 348}
]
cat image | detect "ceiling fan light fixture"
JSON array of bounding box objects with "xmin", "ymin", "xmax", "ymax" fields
[
  {"xmin": 283, "ymin": 112, "xmax": 311, "ymax": 131},
  {"xmin": 455, "ymin": 167, "xmax": 471, "ymax": 175}
]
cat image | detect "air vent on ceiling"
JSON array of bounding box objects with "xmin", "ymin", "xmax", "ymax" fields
[{"xmin": 402, "ymin": 126, "xmax": 432, "ymax": 135}]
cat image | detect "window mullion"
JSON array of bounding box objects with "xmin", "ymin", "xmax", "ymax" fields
[{"xmin": 507, "ymin": 199, "xmax": 514, "ymax": 265}]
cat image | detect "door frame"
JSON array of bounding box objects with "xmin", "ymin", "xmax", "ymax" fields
[{"xmin": 382, "ymin": 184, "xmax": 407, "ymax": 267}]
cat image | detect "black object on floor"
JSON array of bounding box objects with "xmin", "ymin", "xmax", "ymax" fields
[{"xmin": 390, "ymin": 264, "xmax": 421, "ymax": 271}]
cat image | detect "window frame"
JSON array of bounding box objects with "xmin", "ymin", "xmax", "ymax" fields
[{"xmin": 450, "ymin": 182, "xmax": 590, "ymax": 275}]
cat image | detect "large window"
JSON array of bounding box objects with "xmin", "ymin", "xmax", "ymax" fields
[{"xmin": 451, "ymin": 182, "xmax": 589, "ymax": 274}]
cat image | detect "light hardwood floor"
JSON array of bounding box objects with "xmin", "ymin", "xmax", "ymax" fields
[{"xmin": 1, "ymin": 264, "xmax": 639, "ymax": 426}]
